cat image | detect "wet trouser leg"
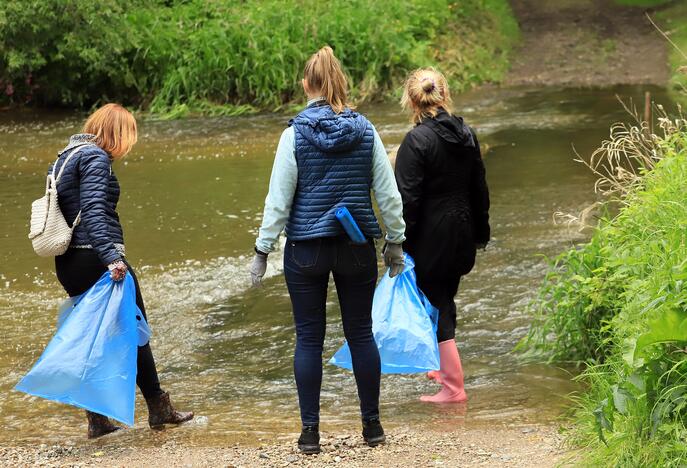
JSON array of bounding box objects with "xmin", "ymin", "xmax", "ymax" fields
[
  {"xmin": 332, "ymin": 238, "xmax": 380, "ymax": 422},
  {"xmin": 55, "ymin": 249, "xmax": 164, "ymax": 401},
  {"xmin": 418, "ymin": 278, "xmax": 461, "ymax": 343}
]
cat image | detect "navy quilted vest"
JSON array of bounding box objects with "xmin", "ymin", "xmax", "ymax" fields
[{"xmin": 285, "ymin": 104, "xmax": 382, "ymax": 240}]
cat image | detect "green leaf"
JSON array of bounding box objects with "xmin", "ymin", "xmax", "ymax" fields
[
  {"xmin": 611, "ymin": 385, "xmax": 634, "ymax": 415},
  {"xmin": 593, "ymin": 398, "xmax": 613, "ymax": 445},
  {"xmin": 626, "ymin": 371, "xmax": 646, "ymax": 393},
  {"xmin": 634, "ymin": 308, "xmax": 687, "ymax": 359}
]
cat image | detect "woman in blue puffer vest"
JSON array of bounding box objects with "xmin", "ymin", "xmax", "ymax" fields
[
  {"xmin": 249, "ymin": 46, "xmax": 406, "ymax": 454},
  {"xmin": 52, "ymin": 104, "xmax": 193, "ymax": 438}
]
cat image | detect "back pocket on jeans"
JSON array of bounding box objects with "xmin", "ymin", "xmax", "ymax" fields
[
  {"xmin": 290, "ymin": 239, "xmax": 322, "ymax": 268},
  {"xmin": 348, "ymin": 240, "xmax": 374, "ymax": 267}
]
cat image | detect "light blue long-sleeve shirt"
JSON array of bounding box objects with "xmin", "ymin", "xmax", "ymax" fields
[{"xmin": 256, "ymin": 122, "xmax": 406, "ymax": 253}]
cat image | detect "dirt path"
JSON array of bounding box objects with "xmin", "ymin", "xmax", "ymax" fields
[
  {"xmin": 0, "ymin": 425, "xmax": 569, "ymax": 467},
  {"xmin": 506, "ymin": 0, "xmax": 670, "ymax": 86}
]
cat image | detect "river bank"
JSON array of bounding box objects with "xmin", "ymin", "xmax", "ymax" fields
[
  {"xmin": 0, "ymin": 425, "xmax": 566, "ymax": 467},
  {"xmin": 0, "ymin": 0, "xmax": 518, "ymax": 117},
  {"xmin": 506, "ymin": 0, "xmax": 669, "ymax": 86},
  {"xmin": 521, "ymin": 74, "xmax": 687, "ymax": 467}
]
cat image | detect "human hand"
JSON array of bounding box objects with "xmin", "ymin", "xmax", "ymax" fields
[
  {"xmin": 383, "ymin": 243, "xmax": 405, "ymax": 278},
  {"xmin": 108, "ymin": 260, "xmax": 128, "ymax": 281},
  {"xmin": 249, "ymin": 251, "xmax": 268, "ymax": 287}
]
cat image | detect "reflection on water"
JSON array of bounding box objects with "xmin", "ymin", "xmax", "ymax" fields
[{"xmin": 0, "ymin": 85, "xmax": 672, "ymax": 447}]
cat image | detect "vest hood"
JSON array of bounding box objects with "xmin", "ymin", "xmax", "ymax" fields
[
  {"xmin": 423, "ymin": 109, "xmax": 475, "ymax": 148},
  {"xmin": 290, "ymin": 105, "xmax": 368, "ymax": 154}
]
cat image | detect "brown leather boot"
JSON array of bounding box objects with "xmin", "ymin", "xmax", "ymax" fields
[
  {"xmin": 86, "ymin": 411, "xmax": 122, "ymax": 439},
  {"xmin": 145, "ymin": 391, "xmax": 194, "ymax": 429}
]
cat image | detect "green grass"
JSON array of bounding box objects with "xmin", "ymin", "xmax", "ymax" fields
[
  {"xmin": 0, "ymin": 0, "xmax": 519, "ymax": 117},
  {"xmin": 521, "ymin": 124, "xmax": 687, "ymax": 465},
  {"xmin": 656, "ymin": 2, "xmax": 687, "ymax": 95},
  {"xmin": 615, "ymin": 0, "xmax": 687, "ymax": 99}
]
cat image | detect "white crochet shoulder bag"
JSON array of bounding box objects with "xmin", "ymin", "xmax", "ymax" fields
[{"xmin": 28, "ymin": 145, "xmax": 88, "ymax": 257}]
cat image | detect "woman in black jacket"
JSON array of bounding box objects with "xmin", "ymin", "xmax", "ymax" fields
[
  {"xmin": 395, "ymin": 68, "xmax": 490, "ymax": 403},
  {"xmin": 52, "ymin": 104, "xmax": 193, "ymax": 437}
]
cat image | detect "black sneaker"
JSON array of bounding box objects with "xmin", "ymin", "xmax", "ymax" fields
[
  {"xmin": 297, "ymin": 424, "xmax": 321, "ymax": 454},
  {"xmin": 362, "ymin": 418, "xmax": 386, "ymax": 447}
]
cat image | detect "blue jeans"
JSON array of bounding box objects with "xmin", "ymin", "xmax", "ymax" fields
[{"xmin": 284, "ymin": 236, "xmax": 381, "ymax": 426}]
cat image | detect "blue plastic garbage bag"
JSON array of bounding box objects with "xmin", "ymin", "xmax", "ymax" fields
[
  {"xmin": 15, "ymin": 272, "xmax": 148, "ymax": 426},
  {"xmin": 329, "ymin": 254, "xmax": 440, "ymax": 373},
  {"xmin": 56, "ymin": 289, "xmax": 151, "ymax": 347}
]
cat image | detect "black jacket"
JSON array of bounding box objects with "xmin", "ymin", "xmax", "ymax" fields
[
  {"xmin": 395, "ymin": 110, "xmax": 490, "ymax": 281},
  {"xmin": 51, "ymin": 134, "xmax": 124, "ymax": 266}
]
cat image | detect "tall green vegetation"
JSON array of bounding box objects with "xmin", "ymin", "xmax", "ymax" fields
[
  {"xmin": 614, "ymin": 0, "xmax": 687, "ymax": 98},
  {"xmin": 521, "ymin": 113, "xmax": 687, "ymax": 465},
  {"xmin": 656, "ymin": 2, "xmax": 687, "ymax": 95},
  {"xmin": 0, "ymin": 0, "xmax": 518, "ymax": 116}
]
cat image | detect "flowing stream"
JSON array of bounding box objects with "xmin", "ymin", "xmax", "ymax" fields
[{"xmin": 0, "ymin": 85, "xmax": 672, "ymax": 447}]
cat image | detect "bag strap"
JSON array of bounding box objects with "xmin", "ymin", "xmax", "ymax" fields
[
  {"xmin": 52, "ymin": 144, "xmax": 93, "ymax": 184},
  {"xmin": 50, "ymin": 144, "xmax": 92, "ymax": 228},
  {"xmin": 72, "ymin": 210, "xmax": 82, "ymax": 228}
]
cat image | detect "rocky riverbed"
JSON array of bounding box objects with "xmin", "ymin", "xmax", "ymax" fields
[{"xmin": 0, "ymin": 424, "xmax": 570, "ymax": 467}]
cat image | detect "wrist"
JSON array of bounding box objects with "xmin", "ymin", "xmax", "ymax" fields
[
  {"xmin": 254, "ymin": 247, "xmax": 269, "ymax": 257},
  {"xmin": 107, "ymin": 259, "xmax": 124, "ymax": 270}
]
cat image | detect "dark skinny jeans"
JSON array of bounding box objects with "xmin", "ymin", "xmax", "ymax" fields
[
  {"xmin": 284, "ymin": 236, "xmax": 381, "ymax": 426},
  {"xmin": 54, "ymin": 248, "xmax": 164, "ymax": 401}
]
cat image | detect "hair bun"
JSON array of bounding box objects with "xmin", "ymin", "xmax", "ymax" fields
[{"xmin": 421, "ymin": 78, "xmax": 435, "ymax": 93}]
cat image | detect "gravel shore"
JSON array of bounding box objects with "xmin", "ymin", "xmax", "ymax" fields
[{"xmin": 0, "ymin": 424, "xmax": 570, "ymax": 467}]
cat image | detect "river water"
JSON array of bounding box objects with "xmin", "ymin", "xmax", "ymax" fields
[{"xmin": 0, "ymin": 85, "xmax": 671, "ymax": 447}]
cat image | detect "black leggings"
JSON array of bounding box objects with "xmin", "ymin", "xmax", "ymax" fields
[
  {"xmin": 55, "ymin": 248, "xmax": 163, "ymax": 400},
  {"xmin": 416, "ymin": 277, "xmax": 461, "ymax": 343}
]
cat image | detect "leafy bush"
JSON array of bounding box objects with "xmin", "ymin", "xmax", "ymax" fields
[
  {"xmin": 521, "ymin": 117, "xmax": 687, "ymax": 465},
  {"xmin": 0, "ymin": 1, "xmax": 138, "ymax": 106},
  {"xmin": 0, "ymin": 0, "xmax": 519, "ymax": 115}
]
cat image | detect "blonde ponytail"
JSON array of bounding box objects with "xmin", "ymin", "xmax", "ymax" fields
[
  {"xmin": 303, "ymin": 46, "xmax": 350, "ymax": 114},
  {"xmin": 401, "ymin": 67, "xmax": 452, "ymax": 124}
]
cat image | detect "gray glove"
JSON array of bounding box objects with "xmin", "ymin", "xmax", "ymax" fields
[
  {"xmin": 383, "ymin": 243, "xmax": 405, "ymax": 278},
  {"xmin": 249, "ymin": 250, "xmax": 268, "ymax": 287}
]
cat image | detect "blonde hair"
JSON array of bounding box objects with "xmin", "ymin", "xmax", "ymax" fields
[
  {"xmin": 83, "ymin": 103, "xmax": 138, "ymax": 159},
  {"xmin": 401, "ymin": 68, "xmax": 453, "ymax": 124},
  {"xmin": 303, "ymin": 46, "xmax": 350, "ymax": 114}
]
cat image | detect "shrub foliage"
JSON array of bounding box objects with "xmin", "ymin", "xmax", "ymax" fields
[
  {"xmin": 0, "ymin": 0, "xmax": 518, "ymax": 115},
  {"xmin": 522, "ymin": 115, "xmax": 687, "ymax": 465}
]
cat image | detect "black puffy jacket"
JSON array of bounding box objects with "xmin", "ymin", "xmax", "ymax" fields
[
  {"xmin": 51, "ymin": 134, "xmax": 124, "ymax": 266},
  {"xmin": 395, "ymin": 109, "xmax": 490, "ymax": 281}
]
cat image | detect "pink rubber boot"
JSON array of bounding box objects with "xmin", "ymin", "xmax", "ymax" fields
[
  {"xmin": 427, "ymin": 370, "xmax": 443, "ymax": 384},
  {"xmin": 420, "ymin": 339, "xmax": 468, "ymax": 403}
]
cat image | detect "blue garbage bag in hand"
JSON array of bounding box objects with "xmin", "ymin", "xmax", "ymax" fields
[
  {"xmin": 15, "ymin": 272, "xmax": 147, "ymax": 426},
  {"xmin": 329, "ymin": 254, "xmax": 440, "ymax": 373}
]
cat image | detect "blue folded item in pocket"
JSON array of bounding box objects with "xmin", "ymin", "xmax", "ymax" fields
[
  {"xmin": 329, "ymin": 254, "xmax": 440, "ymax": 373},
  {"xmin": 15, "ymin": 272, "xmax": 149, "ymax": 426},
  {"xmin": 335, "ymin": 206, "xmax": 367, "ymax": 244}
]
